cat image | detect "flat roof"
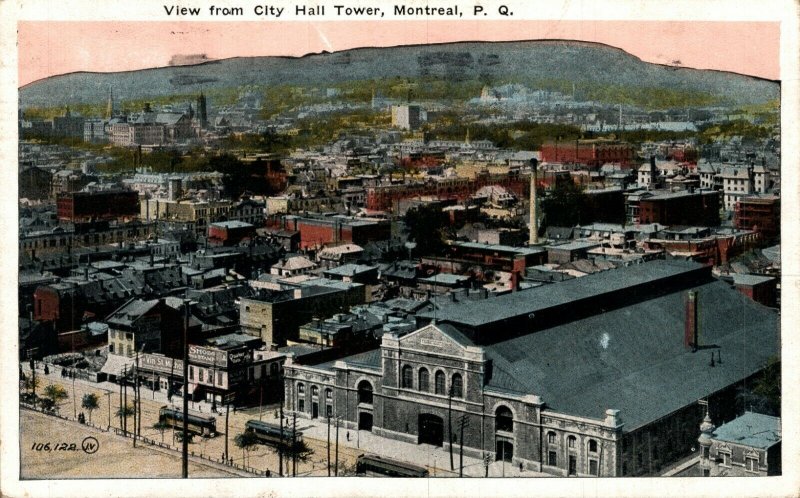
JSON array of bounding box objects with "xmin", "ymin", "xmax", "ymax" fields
[
  {"xmin": 453, "ymin": 241, "xmax": 546, "ymax": 256},
  {"xmin": 712, "ymin": 412, "xmax": 781, "ymax": 449},
  {"xmin": 545, "ymin": 241, "xmax": 602, "ymax": 251},
  {"xmin": 323, "ymin": 264, "xmax": 378, "ymax": 277},
  {"xmin": 418, "ymin": 273, "xmax": 471, "ymax": 285},
  {"xmin": 733, "ymin": 274, "xmax": 776, "ymax": 286}
]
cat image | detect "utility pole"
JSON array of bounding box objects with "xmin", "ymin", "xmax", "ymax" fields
[
  {"xmin": 123, "ymin": 365, "xmax": 128, "ymax": 435},
  {"xmin": 327, "ymin": 415, "xmax": 331, "ymax": 476},
  {"xmin": 118, "ymin": 369, "xmax": 123, "ymax": 430},
  {"xmin": 137, "ymin": 348, "xmax": 143, "ymax": 437},
  {"xmin": 224, "ymin": 403, "xmax": 230, "ymax": 462},
  {"xmin": 279, "ymin": 403, "xmax": 284, "ymax": 476},
  {"xmin": 28, "ymin": 348, "xmax": 37, "ymax": 410},
  {"xmin": 258, "ymin": 383, "xmax": 263, "ymax": 421},
  {"xmin": 448, "ymin": 385, "xmax": 454, "ymax": 470},
  {"xmin": 105, "ymin": 390, "xmax": 112, "ymax": 429},
  {"xmin": 291, "ymin": 412, "xmax": 297, "ymax": 477},
  {"xmin": 181, "ymin": 298, "xmax": 190, "ymax": 479},
  {"xmin": 458, "ymin": 416, "xmax": 469, "ymax": 477},
  {"xmin": 334, "ymin": 416, "xmax": 340, "ymax": 477},
  {"xmin": 72, "ymin": 369, "xmax": 77, "ymax": 419}
]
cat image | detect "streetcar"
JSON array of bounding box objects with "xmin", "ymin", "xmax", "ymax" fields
[
  {"xmin": 355, "ymin": 454, "xmax": 430, "ymax": 477},
  {"xmin": 158, "ymin": 406, "xmax": 217, "ymax": 437},
  {"xmin": 245, "ymin": 419, "xmax": 303, "ymax": 450}
]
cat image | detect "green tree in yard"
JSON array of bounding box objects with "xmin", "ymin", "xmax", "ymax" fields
[
  {"xmin": 285, "ymin": 439, "xmax": 315, "ymax": 462},
  {"xmin": 736, "ymin": 356, "xmax": 781, "ymax": 416},
  {"xmin": 43, "ymin": 384, "xmax": 68, "ymax": 410},
  {"xmin": 153, "ymin": 421, "xmax": 169, "ymax": 444},
  {"xmin": 234, "ymin": 431, "xmax": 260, "ymax": 467},
  {"xmin": 174, "ymin": 430, "xmax": 195, "ymax": 444},
  {"xmin": 753, "ymin": 356, "xmax": 781, "ymax": 412},
  {"xmin": 117, "ymin": 402, "xmax": 135, "ymax": 430},
  {"xmin": 81, "ymin": 393, "xmax": 99, "ymax": 423},
  {"xmin": 540, "ymin": 181, "xmax": 588, "ymax": 228}
]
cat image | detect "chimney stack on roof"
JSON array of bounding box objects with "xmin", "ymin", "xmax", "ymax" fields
[
  {"xmin": 685, "ymin": 290, "xmax": 699, "ymax": 352},
  {"xmin": 529, "ymin": 158, "xmax": 539, "ymax": 245}
]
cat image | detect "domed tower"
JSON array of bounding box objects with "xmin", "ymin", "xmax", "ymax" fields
[{"xmin": 698, "ymin": 409, "xmax": 715, "ymax": 477}]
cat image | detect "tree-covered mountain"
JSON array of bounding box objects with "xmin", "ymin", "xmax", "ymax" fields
[{"xmin": 19, "ymin": 40, "xmax": 778, "ymax": 109}]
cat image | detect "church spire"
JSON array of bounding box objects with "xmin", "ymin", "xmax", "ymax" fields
[{"xmin": 105, "ymin": 88, "xmax": 114, "ymax": 119}]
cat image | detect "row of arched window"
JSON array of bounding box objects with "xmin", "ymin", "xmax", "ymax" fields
[
  {"xmin": 297, "ymin": 383, "xmax": 334, "ymax": 400},
  {"xmin": 546, "ymin": 431, "xmax": 599, "ymax": 453},
  {"xmin": 401, "ymin": 365, "xmax": 463, "ymax": 398}
]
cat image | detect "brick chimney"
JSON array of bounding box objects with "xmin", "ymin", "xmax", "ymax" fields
[{"xmin": 685, "ymin": 290, "xmax": 698, "ymax": 351}]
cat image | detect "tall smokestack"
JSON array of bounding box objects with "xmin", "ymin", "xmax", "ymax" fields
[
  {"xmin": 685, "ymin": 290, "xmax": 698, "ymax": 351},
  {"xmin": 529, "ymin": 158, "xmax": 539, "ymax": 245}
]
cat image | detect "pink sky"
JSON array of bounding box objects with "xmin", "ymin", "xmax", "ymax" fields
[{"xmin": 18, "ymin": 20, "xmax": 779, "ymax": 87}]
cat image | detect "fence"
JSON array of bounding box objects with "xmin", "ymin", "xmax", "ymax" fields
[{"xmin": 20, "ymin": 402, "xmax": 271, "ymax": 477}]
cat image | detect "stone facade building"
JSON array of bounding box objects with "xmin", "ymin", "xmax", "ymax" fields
[{"xmin": 283, "ymin": 260, "xmax": 778, "ymax": 477}]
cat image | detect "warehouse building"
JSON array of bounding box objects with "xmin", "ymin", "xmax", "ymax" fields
[{"xmin": 283, "ymin": 260, "xmax": 778, "ymax": 476}]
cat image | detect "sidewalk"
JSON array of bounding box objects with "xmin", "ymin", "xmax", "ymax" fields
[
  {"xmin": 23, "ymin": 362, "xmax": 550, "ymax": 477},
  {"xmin": 282, "ymin": 412, "xmax": 550, "ymax": 478},
  {"xmin": 22, "ymin": 362, "xmax": 220, "ymax": 415}
]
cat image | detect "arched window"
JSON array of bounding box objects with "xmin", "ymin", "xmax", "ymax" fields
[
  {"xmin": 588, "ymin": 439, "xmax": 598, "ymax": 453},
  {"xmin": 357, "ymin": 380, "xmax": 373, "ymax": 405},
  {"xmin": 434, "ymin": 370, "xmax": 446, "ymax": 395},
  {"xmin": 297, "ymin": 383, "xmax": 305, "ymax": 394},
  {"xmin": 568, "ymin": 435, "xmax": 576, "ymax": 449},
  {"xmin": 311, "ymin": 386, "xmax": 319, "ymax": 397},
  {"xmin": 418, "ymin": 368, "xmax": 430, "ymax": 392},
  {"xmin": 325, "ymin": 388, "xmax": 333, "ymax": 400},
  {"xmin": 495, "ymin": 405, "xmax": 513, "ymax": 432},
  {"xmin": 451, "ymin": 373, "xmax": 463, "ymax": 398},
  {"xmin": 401, "ymin": 365, "xmax": 413, "ymax": 389},
  {"xmin": 547, "ymin": 431, "xmax": 557, "ymax": 444}
]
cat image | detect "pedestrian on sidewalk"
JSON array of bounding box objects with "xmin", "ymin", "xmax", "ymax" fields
[{"xmin": 346, "ymin": 431, "xmax": 350, "ymax": 441}]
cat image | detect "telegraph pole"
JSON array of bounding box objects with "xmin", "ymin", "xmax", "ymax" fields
[
  {"xmin": 334, "ymin": 416, "xmax": 340, "ymax": 477},
  {"xmin": 123, "ymin": 365, "xmax": 128, "ymax": 435},
  {"xmin": 105, "ymin": 390, "xmax": 112, "ymax": 429},
  {"xmin": 291, "ymin": 412, "xmax": 297, "ymax": 477},
  {"xmin": 181, "ymin": 298, "xmax": 190, "ymax": 479},
  {"xmin": 28, "ymin": 348, "xmax": 38, "ymax": 409},
  {"xmin": 278, "ymin": 403, "xmax": 284, "ymax": 476},
  {"xmin": 72, "ymin": 369, "xmax": 77, "ymax": 420},
  {"xmin": 137, "ymin": 348, "xmax": 143, "ymax": 436},
  {"xmin": 224, "ymin": 402, "xmax": 230, "ymax": 462},
  {"xmin": 458, "ymin": 416, "xmax": 469, "ymax": 477},
  {"xmin": 118, "ymin": 370, "xmax": 123, "ymax": 430},
  {"xmin": 448, "ymin": 385, "xmax": 454, "ymax": 470},
  {"xmin": 327, "ymin": 415, "xmax": 331, "ymax": 476}
]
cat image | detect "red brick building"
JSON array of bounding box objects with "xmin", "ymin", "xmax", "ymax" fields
[
  {"xmin": 56, "ymin": 190, "xmax": 140, "ymax": 223},
  {"xmin": 207, "ymin": 221, "xmax": 255, "ymax": 247},
  {"xmin": 540, "ymin": 139, "xmax": 635, "ymax": 168},
  {"xmin": 734, "ymin": 196, "xmax": 780, "ymax": 240},
  {"xmin": 282, "ymin": 216, "xmax": 391, "ymax": 250},
  {"xmin": 365, "ymin": 173, "xmax": 529, "ymax": 212},
  {"xmin": 638, "ymin": 190, "xmax": 720, "ymax": 227},
  {"xmin": 733, "ymin": 274, "xmax": 777, "ymax": 308}
]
